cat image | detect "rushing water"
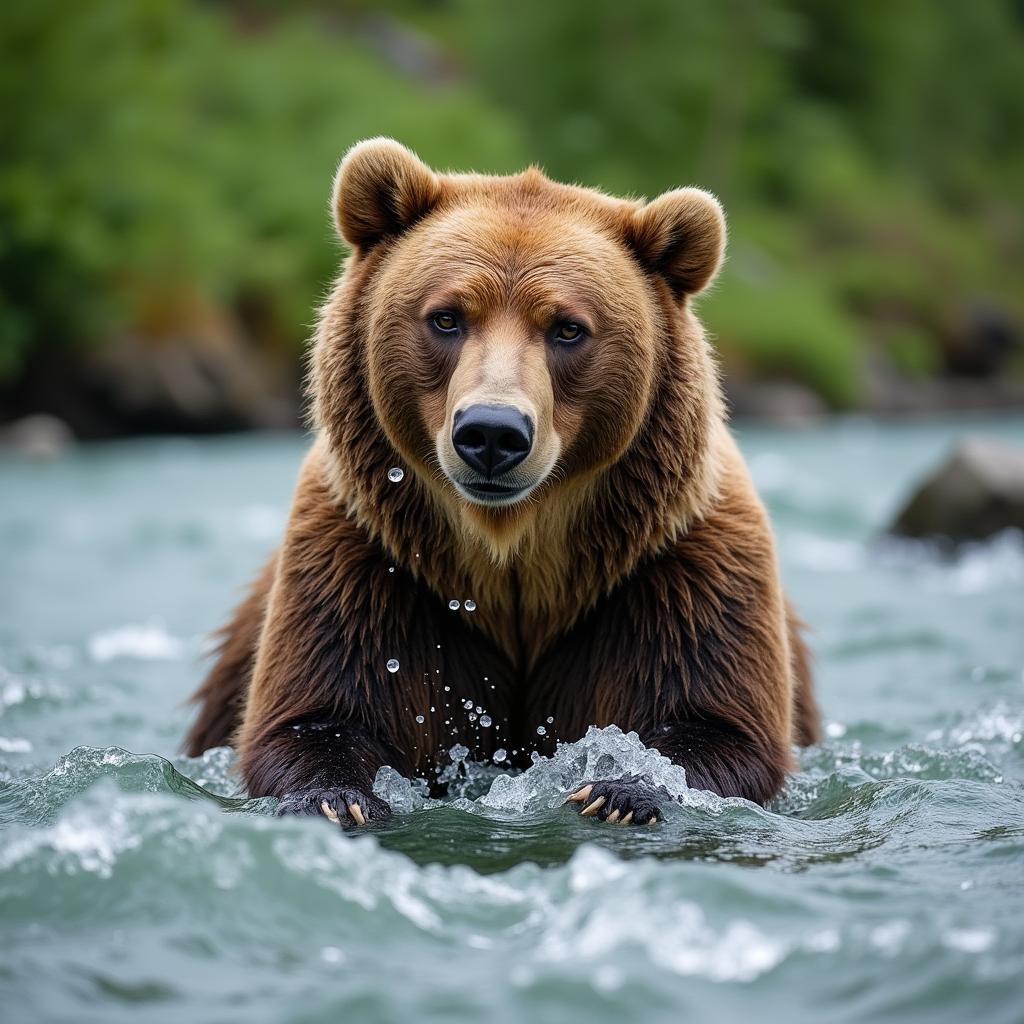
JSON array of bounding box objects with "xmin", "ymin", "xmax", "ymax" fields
[{"xmin": 1, "ymin": 418, "xmax": 1023, "ymax": 1024}]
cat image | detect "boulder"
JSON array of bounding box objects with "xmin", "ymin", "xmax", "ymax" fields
[
  {"xmin": 0, "ymin": 414, "xmax": 75, "ymax": 459},
  {"xmin": 889, "ymin": 436, "xmax": 1024, "ymax": 543}
]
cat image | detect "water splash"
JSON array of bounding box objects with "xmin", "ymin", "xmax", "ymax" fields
[{"xmin": 479, "ymin": 726, "xmax": 698, "ymax": 815}]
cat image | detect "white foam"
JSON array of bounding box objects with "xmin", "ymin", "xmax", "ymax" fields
[
  {"xmin": 870, "ymin": 920, "xmax": 911, "ymax": 954},
  {"xmin": 540, "ymin": 847, "xmax": 787, "ymax": 983},
  {"xmin": 787, "ymin": 534, "xmax": 863, "ymax": 572},
  {"xmin": 0, "ymin": 736, "xmax": 32, "ymax": 753},
  {"xmin": 943, "ymin": 928, "xmax": 995, "ymax": 954},
  {"xmin": 0, "ymin": 804, "xmax": 141, "ymax": 879},
  {"xmin": 876, "ymin": 529, "xmax": 1024, "ymax": 596},
  {"xmin": 947, "ymin": 704, "xmax": 1023, "ymax": 747},
  {"xmin": 88, "ymin": 622, "xmax": 182, "ymax": 663}
]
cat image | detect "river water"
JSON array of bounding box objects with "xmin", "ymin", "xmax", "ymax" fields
[{"xmin": 1, "ymin": 418, "xmax": 1022, "ymax": 1023}]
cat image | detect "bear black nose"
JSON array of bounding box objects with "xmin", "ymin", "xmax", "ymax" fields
[{"xmin": 452, "ymin": 404, "xmax": 534, "ymax": 478}]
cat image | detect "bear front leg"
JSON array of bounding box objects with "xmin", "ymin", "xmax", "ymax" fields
[
  {"xmin": 245, "ymin": 718, "xmax": 397, "ymax": 827},
  {"xmin": 232, "ymin": 447, "xmax": 426, "ymax": 828},
  {"xmin": 642, "ymin": 719, "xmax": 790, "ymax": 805}
]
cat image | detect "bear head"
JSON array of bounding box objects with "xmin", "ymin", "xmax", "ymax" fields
[{"xmin": 313, "ymin": 138, "xmax": 727, "ymax": 566}]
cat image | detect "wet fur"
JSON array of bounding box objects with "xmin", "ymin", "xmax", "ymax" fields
[{"xmin": 184, "ymin": 141, "xmax": 821, "ymax": 806}]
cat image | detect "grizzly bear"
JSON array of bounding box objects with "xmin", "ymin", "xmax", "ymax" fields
[{"xmin": 185, "ymin": 138, "xmax": 821, "ymax": 826}]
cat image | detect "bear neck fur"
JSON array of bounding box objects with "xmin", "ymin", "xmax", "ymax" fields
[{"xmin": 311, "ymin": 259, "xmax": 727, "ymax": 670}]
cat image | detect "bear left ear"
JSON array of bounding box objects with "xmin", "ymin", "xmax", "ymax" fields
[
  {"xmin": 628, "ymin": 188, "xmax": 726, "ymax": 299},
  {"xmin": 332, "ymin": 137, "xmax": 442, "ymax": 251}
]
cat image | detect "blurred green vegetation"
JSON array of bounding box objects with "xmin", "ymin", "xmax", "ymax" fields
[{"xmin": 1, "ymin": 0, "xmax": 1022, "ymax": 424}]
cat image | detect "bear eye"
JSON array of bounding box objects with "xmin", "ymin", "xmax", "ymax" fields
[
  {"xmin": 429, "ymin": 310, "xmax": 461, "ymax": 336},
  {"xmin": 551, "ymin": 321, "xmax": 586, "ymax": 345}
]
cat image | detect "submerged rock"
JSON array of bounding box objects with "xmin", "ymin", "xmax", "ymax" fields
[{"xmin": 890, "ymin": 437, "xmax": 1024, "ymax": 543}]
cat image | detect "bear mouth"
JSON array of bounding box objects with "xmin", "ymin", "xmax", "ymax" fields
[{"xmin": 455, "ymin": 479, "xmax": 532, "ymax": 506}]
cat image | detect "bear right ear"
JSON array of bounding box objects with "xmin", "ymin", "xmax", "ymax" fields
[
  {"xmin": 332, "ymin": 138, "xmax": 442, "ymax": 251},
  {"xmin": 628, "ymin": 188, "xmax": 727, "ymax": 299}
]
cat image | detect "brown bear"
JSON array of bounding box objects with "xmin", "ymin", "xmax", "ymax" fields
[{"xmin": 185, "ymin": 138, "xmax": 821, "ymax": 827}]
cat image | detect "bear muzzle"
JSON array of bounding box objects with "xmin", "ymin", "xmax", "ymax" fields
[{"xmin": 452, "ymin": 404, "xmax": 534, "ymax": 477}]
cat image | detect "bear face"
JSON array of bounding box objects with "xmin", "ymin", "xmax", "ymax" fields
[{"xmin": 314, "ymin": 139, "xmax": 728, "ymax": 562}]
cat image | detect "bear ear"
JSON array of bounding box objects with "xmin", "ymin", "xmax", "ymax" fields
[
  {"xmin": 628, "ymin": 188, "xmax": 726, "ymax": 298},
  {"xmin": 332, "ymin": 138, "xmax": 442, "ymax": 250}
]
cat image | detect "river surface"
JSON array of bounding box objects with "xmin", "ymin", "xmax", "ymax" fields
[{"xmin": 1, "ymin": 417, "xmax": 1023, "ymax": 1024}]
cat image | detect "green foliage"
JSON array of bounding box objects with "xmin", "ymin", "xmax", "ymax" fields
[
  {"xmin": 447, "ymin": 0, "xmax": 1023, "ymax": 403},
  {"xmin": 1, "ymin": 0, "xmax": 1022, "ymax": 406},
  {"xmin": 701, "ymin": 264, "xmax": 863, "ymax": 409},
  {"xmin": 0, "ymin": 0, "xmax": 523, "ymax": 381}
]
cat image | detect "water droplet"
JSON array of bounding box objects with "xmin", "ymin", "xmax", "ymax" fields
[
  {"xmin": 387, "ymin": 467, "xmax": 405, "ymax": 483},
  {"xmin": 415, "ymin": 714, "xmax": 425, "ymax": 724},
  {"xmin": 464, "ymin": 599, "xmax": 477, "ymax": 612},
  {"xmin": 546, "ymin": 716, "xmax": 554, "ymax": 724},
  {"xmin": 463, "ymin": 699, "xmax": 474, "ymax": 710},
  {"xmin": 493, "ymin": 747, "xmax": 507, "ymax": 762},
  {"xmin": 475, "ymin": 705, "xmax": 483, "ymax": 714},
  {"xmin": 530, "ymin": 751, "xmax": 542, "ymax": 763},
  {"xmin": 448, "ymin": 599, "xmax": 461, "ymax": 611},
  {"xmin": 469, "ymin": 713, "xmax": 477, "ymax": 722},
  {"xmin": 386, "ymin": 658, "xmax": 400, "ymax": 673},
  {"xmin": 429, "ymin": 706, "xmax": 435, "ymax": 712},
  {"xmin": 536, "ymin": 725, "xmax": 547, "ymax": 736},
  {"xmin": 388, "ymin": 567, "xmax": 395, "ymax": 574},
  {"xmin": 444, "ymin": 685, "xmax": 451, "ymax": 692},
  {"xmin": 480, "ymin": 715, "xmax": 492, "ymax": 728}
]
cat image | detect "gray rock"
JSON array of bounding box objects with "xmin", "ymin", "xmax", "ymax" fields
[
  {"xmin": 890, "ymin": 437, "xmax": 1024, "ymax": 543},
  {"xmin": 84, "ymin": 323, "xmax": 301, "ymax": 434},
  {"xmin": 0, "ymin": 414, "xmax": 75, "ymax": 459}
]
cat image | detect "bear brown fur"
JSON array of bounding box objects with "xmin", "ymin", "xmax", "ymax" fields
[{"xmin": 185, "ymin": 138, "xmax": 821, "ymax": 826}]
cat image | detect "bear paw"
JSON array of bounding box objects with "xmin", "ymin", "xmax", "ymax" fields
[
  {"xmin": 276, "ymin": 786, "xmax": 391, "ymax": 827},
  {"xmin": 564, "ymin": 775, "xmax": 665, "ymax": 825}
]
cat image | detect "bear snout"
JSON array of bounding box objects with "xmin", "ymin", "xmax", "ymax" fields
[{"xmin": 452, "ymin": 404, "xmax": 534, "ymax": 478}]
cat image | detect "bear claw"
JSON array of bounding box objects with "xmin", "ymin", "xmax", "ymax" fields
[
  {"xmin": 564, "ymin": 775, "xmax": 665, "ymax": 826},
  {"xmin": 277, "ymin": 786, "xmax": 390, "ymax": 827}
]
